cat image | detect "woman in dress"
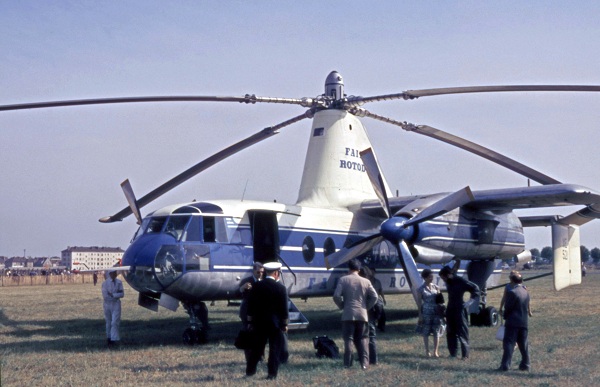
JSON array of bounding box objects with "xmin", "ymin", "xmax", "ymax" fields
[{"xmin": 416, "ymin": 268, "xmax": 443, "ymax": 357}]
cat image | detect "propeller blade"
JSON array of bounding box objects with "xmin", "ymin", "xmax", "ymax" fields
[
  {"xmin": 120, "ymin": 179, "xmax": 143, "ymax": 225},
  {"xmin": 0, "ymin": 95, "xmax": 309, "ymax": 111},
  {"xmin": 402, "ymin": 186, "xmax": 474, "ymax": 228},
  {"xmin": 325, "ymin": 235, "xmax": 384, "ymax": 270},
  {"xmin": 396, "ymin": 240, "xmax": 424, "ymax": 306},
  {"xmin": 350, "ymin": 85, "xmax": 600, "ymax": 104},
  {"xmin": 360, "ymin": 148, "xmax": 391, "ymax": 218},
  {"xmin": 354, "ymin": 108, "xmax": 561, "ymax": 185},
  {"xmin": 100, "ymin": 111, "xmax": 313, "ymax": 223}
]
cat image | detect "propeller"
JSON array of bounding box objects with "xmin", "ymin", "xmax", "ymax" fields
[
  {"xmin": 99, "ymin": 110, "xmax": 314, "ymax": 223},
  {"xmin": 326, "ymin": 147, "xmax": 474, "ymax": 304}
]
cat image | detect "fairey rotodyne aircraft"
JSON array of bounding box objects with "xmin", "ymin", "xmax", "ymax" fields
[{"xmin": 3, "ymin": 71, "xmax": 600, "ymax": 344}]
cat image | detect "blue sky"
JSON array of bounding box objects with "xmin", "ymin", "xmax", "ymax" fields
[{"xmin": 2, "ymin": 1, "xmax": 600, "ymax": 257}]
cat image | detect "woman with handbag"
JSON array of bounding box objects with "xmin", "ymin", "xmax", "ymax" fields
[{"xmin": 416, "ymin": 269, "xmax": 444, "ymax": 358}]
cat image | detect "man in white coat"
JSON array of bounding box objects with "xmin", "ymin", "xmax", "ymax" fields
[{"xmin": 102, "ymin": 270, "xmax": 124, "ymax": 347}]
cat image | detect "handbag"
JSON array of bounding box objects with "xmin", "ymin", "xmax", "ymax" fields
[
  {"xmin": 438, "ymin": 321, "xmax": 446, "ymax": 337},
  {"xmin": 495, "ymin": 323, "xmax": 505, "ymax": 341},
  {"xmin": 234, "ymin": 329, "xmax": 256, "ymax": 350}
]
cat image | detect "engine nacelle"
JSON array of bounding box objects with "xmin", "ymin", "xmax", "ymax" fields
[
  {"xmin": 513, "ymin": 250, "xmax": 532, "ymax": 264},
  {"xmin": 413, "ymin": 245, "xmax": 455, "ymax": 265}
]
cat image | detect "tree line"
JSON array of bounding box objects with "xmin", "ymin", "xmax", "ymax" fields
[{"xmin": 530, "ymin": 246, "xmax": 600, "ymax": 264}]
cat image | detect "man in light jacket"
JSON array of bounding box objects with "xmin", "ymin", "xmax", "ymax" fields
[{"xmin": 333, "ymin": 259, "xmax": 378, "ymax": 369}]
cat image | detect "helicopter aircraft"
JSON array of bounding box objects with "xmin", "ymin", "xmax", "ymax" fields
[{"xmin": 2, "ymin": 71, "xmax": 600, "ymax": 344}]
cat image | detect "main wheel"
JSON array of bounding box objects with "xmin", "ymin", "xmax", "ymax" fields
[{"xmin": 483, "ymin": 306, "xmax": 499, "ymax": 327}]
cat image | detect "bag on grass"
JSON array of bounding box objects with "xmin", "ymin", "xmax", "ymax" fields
[
  {"xmin": 495, "ymin": 324, "xmax": 505, "ymax": 341},
  {"xmin": 313, "ymin": 335, "xmax": 340, "ymax": 359}
]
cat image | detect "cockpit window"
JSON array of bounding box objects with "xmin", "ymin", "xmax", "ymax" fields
[
  {"xmin": 147, "ymin": 217, "xmax": 167, "ymax": 234},
  {"xmin": 165, "ymin": 216, "xmax": 190, "ymax": 241}
]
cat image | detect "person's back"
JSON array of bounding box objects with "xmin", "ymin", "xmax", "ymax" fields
[
  {"xmin": 334, "ymin": 272, "xmax": 377, "ymax": 321},
  {"xmin": 504, "ymin": 284, "xmax": 530, "ymax": 328}
]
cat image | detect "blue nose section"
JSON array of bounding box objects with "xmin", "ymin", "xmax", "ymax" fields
[{"xmin": 123, "ymin": 233, "xmax": 177, "ymax": 268}]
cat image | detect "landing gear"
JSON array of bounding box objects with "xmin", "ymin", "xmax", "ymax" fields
[
  {"xmin": 182, "ymin": 301, "xmax": 210, "ymax": 345},
  {"xmin": 465, "ymin": 259, "xmax": 500, "ymax": 327},
  {"xmin": 183, "ymin": 326, "xmax": 208, "ymax": 345},
  {"xmin": 470, "ymin": 305, "xmax": 499, "ymax": 327}
]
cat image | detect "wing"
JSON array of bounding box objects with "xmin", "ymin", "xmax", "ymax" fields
[{"xmin": 360, "ymin": 184, "xmax": 600, "ymax": 224}]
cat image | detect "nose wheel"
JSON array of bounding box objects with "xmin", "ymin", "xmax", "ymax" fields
[
  {"xmin": 183, "ymin": 302, "xmax": 210, "ymax": 345},
  {"xmin": 183, "ymin": 325, "xmax": 208, "ymax": 345}
]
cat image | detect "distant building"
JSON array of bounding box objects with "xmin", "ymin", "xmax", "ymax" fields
[
  {"xmin": 61, "ymin": 246, "xmax": 124, "ymax": 271},
  {"xmin": 5, "ymin": 257, "xmax": 28, "ymax": 268}
]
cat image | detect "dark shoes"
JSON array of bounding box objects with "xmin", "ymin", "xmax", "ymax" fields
[{"xmin": 266, "ymin": 374, "xmax": 277, "ymax": 380}]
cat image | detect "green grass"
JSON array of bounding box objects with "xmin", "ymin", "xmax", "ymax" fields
[{"xmin": 1, "ymin": 272, "xmax": 599, "ymax": 386}]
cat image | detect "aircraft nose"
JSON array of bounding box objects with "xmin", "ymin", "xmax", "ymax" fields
[
  {"xmin": 123, "ymin": 233, "xmax": 173, "ymax": 267},
  {"xmin": 123, "ymin": 233, "xmax": 178, "ymax": 292}
]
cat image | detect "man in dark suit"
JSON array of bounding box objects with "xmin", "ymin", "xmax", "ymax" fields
[
  {"xmin": 333, "ymin": 259, "xmax": 378, "ymax": 369},
  {"xmin": 246, "ymin": 261, "xmax": 289, "ymax": 380},
  {"xmin": 238, "ymin": 262, "xmax": 264, "ymax": 326},
  {"xmin": 238, "ymin": 262, "xmax": 264, "ymax": 363},
  {"xmin": 439, "ymin": 264, "xmax": 480, "ymax": 359},
  {"xmin": 499, "ymin": 271, "xmax": 531, "ymax": 371}
]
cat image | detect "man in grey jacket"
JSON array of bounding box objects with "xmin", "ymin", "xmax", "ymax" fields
[
  {"xmin": 499, "ymin": 271, "xmax": 531, "ymax": 371},
  {"xmin": 333, "ymin": 259, "xmax": 378, "ymax": 369}
]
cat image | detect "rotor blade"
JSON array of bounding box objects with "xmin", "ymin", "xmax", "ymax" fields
[
  {"xmin": 325, "ymin": 235, "xmax": 384, "ymax": 270},
  {"xmin": 0, "ymin": 95, "xmax": 309, "ymax": 111},
  {"xmin": 350, "ymin": 85, "xmax": 600, "ymax": 104},
  {"xmin": 120, "ymin": 179, "xmax": 143, "ymax": 225},
  {"xmin": 353, "ymin": 108, "xmax": 561, "ymax": 185},
  {"xmin": 396, "ymin": 240, "xmax": 423, "ymax": 306},
  {"xmin": 100, "ymin": 111, "xmax": 313, "ymax": 223},
  {"xmin": 360, "ymin": 148, "xmax": 391, "ymax": 218},
  {"xmin": 402, "ymin": 186, "xmax": 474, "ymax": 228}
]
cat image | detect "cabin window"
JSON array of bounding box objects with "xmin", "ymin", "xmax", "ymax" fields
[
  {"xmin": 203, "ymin": 216, "xmax": 228, "ymax": 243},
  {"xmin": 323, "ymin": 237, "xmax": 336, "ymax": 257},
  {"xmin": 302, "ymin": 236, "xmax": 315, "ymax": 263}
]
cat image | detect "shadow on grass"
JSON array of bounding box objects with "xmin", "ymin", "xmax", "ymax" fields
[{"xmin": 0, "ymin": 300, "xmax": 419, "ymax": 355}]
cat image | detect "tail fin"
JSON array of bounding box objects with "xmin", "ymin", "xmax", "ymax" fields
[
  {"xmin": 295, "ymin": 109, "xmax": 389, "ymax": 208},
  {"xmin": 552, "ymin": 223, "xmax": 582, "ymax": 290}
]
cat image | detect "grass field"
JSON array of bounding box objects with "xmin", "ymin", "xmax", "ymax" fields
[{"xmin": 1, "ymin": 271, "xmax": 598, "ymax": 386}]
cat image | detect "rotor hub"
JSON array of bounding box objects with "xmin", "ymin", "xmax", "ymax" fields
[{"xmin": 325, "ymin": 71, "xmax": 344, "ymax": 101}]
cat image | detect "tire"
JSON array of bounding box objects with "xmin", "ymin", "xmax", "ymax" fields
[
  {"xmin": 183, "ymin": 328, "xmax": 196, "ymax": 345},
  {"xmin": 483, "ymin": 306, "xmax": 499, "ymax": 327},
  {"xmin": 196, "ymin": 329, "xmax": 208, "ymax": 344},
  {"xmin": 470, "ymin": 312, "xmax": 482, "ymax": 327}
]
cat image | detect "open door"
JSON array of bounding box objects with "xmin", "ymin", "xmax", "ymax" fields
[{"xmin": 248, "ymin": 210, "xmax": 280, "ymax": 264}]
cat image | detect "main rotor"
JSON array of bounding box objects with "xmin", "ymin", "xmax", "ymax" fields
[{"xmin": 2, "ymin": 71, "xmax": 600, "ymax": 223}]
